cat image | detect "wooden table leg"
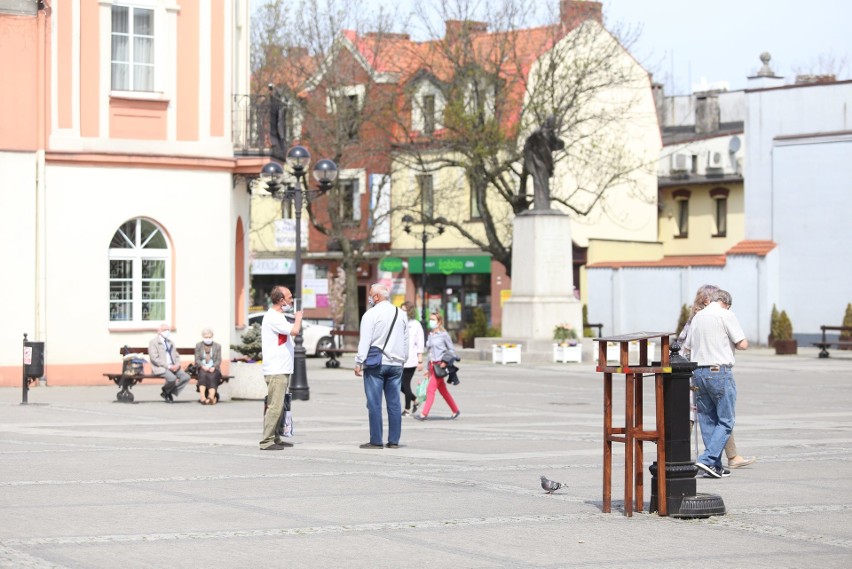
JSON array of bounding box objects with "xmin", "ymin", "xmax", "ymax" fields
[
  {"xmin": 603, "ymin": 372, "xmax": 612, "ymax": 513},
  {"xmin": 624, "ymin": 371, "xmax": 634, "ymax": 517},
  {"xmin": 655, "ymin": 371, "xmax": 667, "ymax": 516},
  {"xmin": 635, "ymin": 372, "xmax": 644, "ymax": 513}
]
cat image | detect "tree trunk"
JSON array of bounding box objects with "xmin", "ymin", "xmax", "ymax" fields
[{"xmin": 341, "ymin": 256, "xmax": 361, "ymax": 350}]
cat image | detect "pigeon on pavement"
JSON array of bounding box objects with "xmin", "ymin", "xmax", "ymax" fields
[{"xmin": 540, "ymin": 474, "xmax": 565, "ymax": 494}]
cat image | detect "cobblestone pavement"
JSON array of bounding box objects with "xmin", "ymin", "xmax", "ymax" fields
[{"xmin": 1, "ymin": 347, "xmax": 851, "ymax": 568}]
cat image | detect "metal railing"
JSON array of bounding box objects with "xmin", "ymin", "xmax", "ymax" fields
[{"xmin": 232, "ymin": 94, "xmax": 291, "ymax": 158}]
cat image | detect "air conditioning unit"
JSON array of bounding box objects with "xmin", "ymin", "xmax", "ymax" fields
[
  {"xmin": 671, "ymin": 152, "xmax": 691, "ymax": 172},
  {"xmin": 707, "ymin": 151, "xmax": 724, "ymax": 169}
]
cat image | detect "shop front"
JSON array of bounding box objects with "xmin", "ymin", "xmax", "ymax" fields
[{"xmin": 380, "ymin": 254, "xmax": 492, "ymax": 338}]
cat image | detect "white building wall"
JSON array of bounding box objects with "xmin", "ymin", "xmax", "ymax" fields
[
  {"xmin": 0, "ymin": 152, "xmax": 41, "ymax": 374},
  {"xmin": 771, "ymin": 134, "xmax": 852, "ymax": 332},
  {"xmin": 41, "ymin": 165, "xmax": 236, "ymax": 373}
]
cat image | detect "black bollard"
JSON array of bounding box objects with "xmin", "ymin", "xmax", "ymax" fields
[{"xmin": 650, "ymin": 343, "xmax": 726, "ymax": 518}]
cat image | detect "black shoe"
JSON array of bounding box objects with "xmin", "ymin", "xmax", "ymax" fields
[
  {"xmin": 451, "ymin": 411, "xmax": 460, "ymax": 419},
  {"xmin": 160, "ymin": 390, "xmax": 174, "ymax": 403},
  {"xmin": 414, "ymin": 414, "xmax": 427, "ymax": 421},
  {"xmin": 412, "ymin": 403, "xmax": 419, "ymax": 414},
  {"xmin": 386, "ymin": 443, "xmax": 400, "ymax": 449},
  {"xmin": 696, "ymin": 462, "xmax": 722, "ymax": 478},
  {"xmin": 359, "ymin": 442, "xmax": 384, "ymax": 449},
  {"xmin": 260, "ymin": 443, "xmax": 286, "ymax": 451},
  {"xmin": 721, "ymin": 467, "xmax": 731, "ymax": 477}
]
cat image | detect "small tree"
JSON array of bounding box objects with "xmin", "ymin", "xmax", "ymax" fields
[
  {"xmin": 582, "ymin": 304, "xmax": 594, "ymax": 338},
  {"xmin": 769, "ymin": 304, "xmax": 781, "ymax": 345},
  {"xmin": 231, "ymin": 324, "xmax": 263, "ymax": 361},
  {"xmin": 676, "ymin": 304, "xmax": 690, "ymax": 334},
  {"xmin": 840, "ymin": 303, "xmax": 852, "ymax": 348},
  {"xmin": 776, "ymin": 310, "xmax": 793, "ymax": 341}
]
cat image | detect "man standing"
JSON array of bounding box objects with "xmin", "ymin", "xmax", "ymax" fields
[
  {"xmin": 354, "ymin": 283, "xmax": 408, "ymax": 449},
  {"xmin": 259, "ymin": 286, "xmax": 302, "ymax": 451},
  {"xmin": 149, "ymin": 323, "xmax": 190, "ymax": 403},
  {"xmin": 684, "ymin": 289, "xmax": 748, "ymax": 478}
]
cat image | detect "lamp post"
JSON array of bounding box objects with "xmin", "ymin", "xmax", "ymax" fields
[
  {"xmin": 402, "ymin": 215, "xmax": 446, "ymax": 334},
  {"xmin": 260, "ymin": 146, "xmax": 338, "ymax": 401}
]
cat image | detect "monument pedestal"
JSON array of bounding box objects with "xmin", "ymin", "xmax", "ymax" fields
[{"xmin": 501, "ymin": 210, "xmax": 582, "ymax": 341}]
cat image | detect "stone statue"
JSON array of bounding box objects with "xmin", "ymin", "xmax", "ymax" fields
[
  {"xmin": 268, "ymin": 84, "xmax": 288, "ymax": 160},
  {"xmin": 522, "ymin": 116, "xmax": 565, "ymax": 210}
]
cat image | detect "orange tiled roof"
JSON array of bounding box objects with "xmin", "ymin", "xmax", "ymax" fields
[
  {"xmin": 587, "ymin": 255, "xmax": 727, "ymax": 269},
  {"xmin": 726, "ymin": 240, "xmax": 777, "ymax": 256}
]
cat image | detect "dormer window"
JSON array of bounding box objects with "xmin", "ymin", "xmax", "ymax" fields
[
  {"xmin": 422, "ymin": 95, "xmax": 436, "ymax": 135},
  {"xmin": 411, "ymin": 79, "xmax": 444, "ymax": 135}
]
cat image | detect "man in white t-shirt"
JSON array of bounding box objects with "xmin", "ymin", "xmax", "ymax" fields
[
  {"xmin": 684, "ymin": 289, "xmax": 748, "ymax": 479},
  {"xmin": 259, "ymin": 286, "xmax": 302, "ymax": 450}
]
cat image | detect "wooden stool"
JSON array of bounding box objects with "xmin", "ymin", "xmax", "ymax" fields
[{"xmin": 595, "ymin": 332, "xmax": 672, "ymax": 517}]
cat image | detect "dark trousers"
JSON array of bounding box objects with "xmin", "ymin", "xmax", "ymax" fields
[{"xmin": 401, "ymin": 366, "xmax": 417, "ymax": 411}]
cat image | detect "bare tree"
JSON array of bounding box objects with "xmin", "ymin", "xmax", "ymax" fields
[
  {"xmin": 251, "ymin": 0, "xmax": 408, "ymax": 333},
  {"xmin": 391, "ymin": 0, "xmax": 656, "ymax": 275}
]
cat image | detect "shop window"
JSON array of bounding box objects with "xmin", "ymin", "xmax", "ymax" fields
[
  {"xmin": 710, "ymin": 187, "xmax": 729, "ymax": 237},
  {"xmin": 418, "ymin": 174, "xmax": 434, "ymax": 218},
  {"xmin": 111, "ymin": 5, "xmax": 155, "ymax": 92},
  {"xmin": 109, "ymin": 218, "xmax": 169, "ymax": 324}
]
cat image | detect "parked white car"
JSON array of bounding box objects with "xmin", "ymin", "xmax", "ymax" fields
[{"xmin": 247, "ymin": 313, "xmax": 334, "ymax": 357}]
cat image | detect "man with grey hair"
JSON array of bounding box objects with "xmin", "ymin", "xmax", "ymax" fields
[
  {"xmin": 354, "ymin": 283, "xmax": 408, "ymax": 449},
  {"xmin": 148, "ymin": 323, "xmax": 190, "ymax": 403},
  {"xmin": 684, "ymin": 289, "xmax": 749, "ymax": 478}
]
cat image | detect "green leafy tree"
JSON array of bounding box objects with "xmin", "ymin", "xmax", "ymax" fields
[{"xmin": 769, "ymin": 304, "xmax": 781, "ymax": 345}]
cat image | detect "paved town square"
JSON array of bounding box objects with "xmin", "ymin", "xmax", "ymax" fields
[{"xmin": 1, "ymin": 347, "xmax": 851, "ymax": 568}]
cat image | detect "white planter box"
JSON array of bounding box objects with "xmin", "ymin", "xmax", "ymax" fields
[
  {"xmin": 553, "ymin": 344, "xmax": 582, "ymax": 363},
  {"xmin": 492, "ymin": 344, "xmax": 522, "ymax": 364},
  {"xmin": 606, "ymin": 341, "xmax": 655, "ymax": 363},
  {"xmin": 229, "ymin": 361, "xmax": 267, "ymax": 400}
]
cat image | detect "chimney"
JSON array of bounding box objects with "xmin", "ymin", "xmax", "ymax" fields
[
  {"xmin": 560, "ymin": 0, "xmax": 603, "ymax": 29},
  {"xmin": 445, "ymin": 20, "xmax": 488, "ymax": 43},
  {"xmin": 694, "ymin": 94, "xmax": 720, "ymax": 134},
  {"xmin": 651, "ymin": 82, "xmax": 665, "ymax": 128}
]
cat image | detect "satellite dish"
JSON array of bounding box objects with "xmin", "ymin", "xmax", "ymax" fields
[{"xmin": 729, "ymin": 136, "xmax": 741, "ymax": 153}]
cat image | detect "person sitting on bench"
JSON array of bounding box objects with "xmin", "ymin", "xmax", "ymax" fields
[
  {"xmin": 195, "ymin": 328, "xmax": 222, "ymax": 405},
  {"xmin": 149, "ymin": 323, "xmax": 190, "ymax": 403}
]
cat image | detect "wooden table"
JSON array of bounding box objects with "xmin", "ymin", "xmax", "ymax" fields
[{"xmin": 594, "ymin": 332, "xmax": 672, "ymax": 517}]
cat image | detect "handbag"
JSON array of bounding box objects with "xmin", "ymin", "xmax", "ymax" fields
[
  {"xmin": 432, "ymin": 363, "xmax": 449, "ymax": 378},
  {"xmin": 363, "ymin": 308, "xmax": 399, "ymax": 369},
  {"xmin": 185, "ymin": 363, "xmax": 199, "ymax": 376}
]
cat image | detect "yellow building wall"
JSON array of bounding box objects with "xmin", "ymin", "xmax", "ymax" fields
[{"xmin": 658, "ymin": 182, "xmax": 744, "ymax": 255}]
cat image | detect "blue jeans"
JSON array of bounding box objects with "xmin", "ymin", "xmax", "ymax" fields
[
  {"xmin": 363, "ymin": 364, "xmax": 403, "ymax": 446},
  {"xmin": 694, "ymin": 367, "xmax": 737, "ymax": 468}
]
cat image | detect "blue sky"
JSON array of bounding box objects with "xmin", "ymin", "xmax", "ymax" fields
[{"xmin": 251, "ymin": 0, "xmax": 852, "ymax": 95}]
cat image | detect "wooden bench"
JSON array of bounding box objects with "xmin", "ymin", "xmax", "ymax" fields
[
  {"xmin": 324, "ymin": 330, "xmax": 360, "ymax": 368},
  {"xmin": 813, "ymin": 325, "xmax": 852, "ymax": 358},
  {"xmin": 104, "ymin": 346, "xmax": 233, "ymax": 403}
]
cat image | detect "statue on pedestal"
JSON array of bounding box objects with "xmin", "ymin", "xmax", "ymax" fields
[{"xmin": 522, "ymin": 116, "xmax": 565, "ymax": 210}]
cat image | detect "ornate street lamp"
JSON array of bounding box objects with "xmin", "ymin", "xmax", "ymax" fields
[
  {"xmin": 260, "ymin": 146, "xmax": 338, "ymax": 400},
  {"xmin": 402, "ymin": 214, "xmax": 447, "ymax": 334}
]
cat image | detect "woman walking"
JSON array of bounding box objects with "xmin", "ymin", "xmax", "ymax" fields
[
  {"xmin": 416, "ymin": 312, "xmax": 460, "ymax": 421},
  {"xmin": 399, "ymin": 302, "xmax": 424, "ymax": 416}
]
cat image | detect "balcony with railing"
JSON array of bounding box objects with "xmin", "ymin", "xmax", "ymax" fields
[{"xmin": 232, "ymin": 92, "xmax": 291, "ymax": 160}]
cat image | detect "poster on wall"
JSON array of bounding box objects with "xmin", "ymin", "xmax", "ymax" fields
[
  {"xmin": 302, "ymin": 278, "xmax": 329, "ymax": 309},
  {"xmin": 274, "ymin": 219, "xmax": 308, "ymax": 249}
]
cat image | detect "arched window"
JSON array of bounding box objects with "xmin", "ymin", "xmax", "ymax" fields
[{"xmin": 108, "ymin": 218, "xmax": 170, "ymax": 324}]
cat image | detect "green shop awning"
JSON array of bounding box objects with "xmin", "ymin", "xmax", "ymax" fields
[
  {"xmin": 378, "ymin": 257, "xmax": 405, "ymax": 272},
  {"xmin": 408, "ymin": 255, "xmax": 491, "ymax": 275}
]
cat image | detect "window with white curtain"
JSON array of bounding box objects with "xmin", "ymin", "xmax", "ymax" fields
[
  {"xmin": 109, "ymin": 218, "xmax": 170, "ymax": 324},
  {"xmin": 111, "ymin": 5, "xmax": 155, "ymax": 92}
]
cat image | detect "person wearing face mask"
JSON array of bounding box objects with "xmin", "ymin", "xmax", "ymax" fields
[
  {"xmin": 354, "ymin": 283, "xmax": 409, "ymax": 449},
  {"xmin": 148, "ymin": 323, "xmax": 191, "ymax": 403},
  {"xmin": 194, "ymin": 328, "xmax": 222, "ymax": 405},
  {"xmin": 259, "ymin": 285, "xmax": 302, "ymax": 451},
  {"xmin": 415, "ymin": 312, "xmax": 460, "ymax": 421}
]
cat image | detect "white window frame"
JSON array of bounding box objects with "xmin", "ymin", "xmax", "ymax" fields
[
  {"xmin": 108, "ymin": 218, "xmax": 171, "ymax": 327},
  {"xmin": 411, "ymin": 80, "xmax": 444, "ymax": 134},
  {"xmin": 110, "ymin": 3, "xmax": 157, "ymax": 92}
]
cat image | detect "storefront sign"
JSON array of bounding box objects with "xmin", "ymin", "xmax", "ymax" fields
[
  {"xmin": 379, "ymin": 257, "xmax": 404, "ymax": 273},
  {"xmin": 251, "ymin": 258, "xmax": 295, "ymax": 275},
  {"xmin": 408, "ymin": 255, "xmax": 490, "ymax": 275}
]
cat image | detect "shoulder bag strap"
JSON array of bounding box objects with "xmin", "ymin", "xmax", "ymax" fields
[{"xmin": 380, "ymin": 308, "xmax": 399, "ymax": 354}]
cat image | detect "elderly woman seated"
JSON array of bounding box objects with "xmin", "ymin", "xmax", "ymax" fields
[{"xmin": 195, "ymin": 328, "xmax": 222, "ymax": 405}]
